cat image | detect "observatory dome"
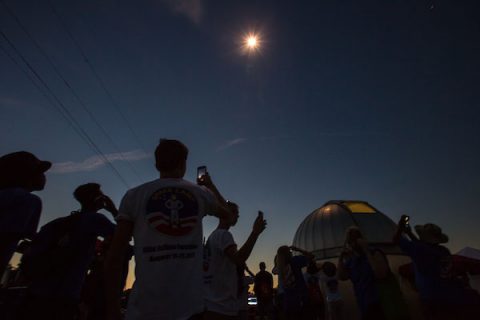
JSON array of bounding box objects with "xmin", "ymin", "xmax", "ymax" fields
[{"xmin": 292, "ymin": 200, "xmax": 400, "ymax": 259}]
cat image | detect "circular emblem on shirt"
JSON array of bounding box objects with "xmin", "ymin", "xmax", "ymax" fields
[{"xmin": 146, "ymin": 187, "xmax": 199, "ymax": 236}]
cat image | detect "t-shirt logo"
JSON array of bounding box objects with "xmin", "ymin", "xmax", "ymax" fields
[{"xmin": 146, "ymin": 188, "xmax": 199, "ymax": 236}]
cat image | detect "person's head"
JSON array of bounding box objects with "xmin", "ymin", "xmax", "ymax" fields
[
  {"xmin": 225, "ymin": 201, "xmax": 240, "ymax": 226},
  {"xmin": 345, "ymin": 226, "xmax": 364, "ymax": 251},
  {"xmin": 414, "ymin": 223, "xmax": 448, "ymax": 244},
  {"xmin": 277, "ymin": 245, "xmax": 292, "ymax": 263},
  {"xmin": 322, "ymin": 261, "xmax": 337, "ymax": 277},
  {"xmin": 155, "ymin": 139, "xmax": 188, "ymax": 178},
  {"xmin": 74, "ymin": 183, "xmax": 104, "ymax": 211},
  {"xmin": 259, "ymin": 262, "xmax": 266, "ymax": 271},
  {"xmin": 0, "ymin": 151, "xmax": 51, "ymax": 191}
]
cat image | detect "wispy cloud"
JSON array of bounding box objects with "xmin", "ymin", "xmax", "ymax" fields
[
  {"xmin": 160, "ymin": 0, "xmax": 204, "ymax": 24},
  {"xmin": 50, "ymin": 150, "xmax": 150, "ymax": 174},
  {"xmin": 217, "ymin": 138, "xmax": 247, "ymax": 151}
]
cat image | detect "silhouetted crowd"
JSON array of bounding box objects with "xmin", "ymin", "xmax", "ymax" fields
[{"xmin": 1, "ymin": 139, "xmax": 479, "ymax": 320}]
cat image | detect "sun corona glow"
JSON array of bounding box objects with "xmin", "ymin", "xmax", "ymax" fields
[{"xmin": 242, "ymin": 32, "xmax": 261, "ymax": 54}]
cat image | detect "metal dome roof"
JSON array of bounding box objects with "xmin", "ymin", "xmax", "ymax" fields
[{"xmin": 292, "ymin": 200, "xmax": 400, "ymax": 259}]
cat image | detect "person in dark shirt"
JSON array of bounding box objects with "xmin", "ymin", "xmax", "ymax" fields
[
  {"xmin": 393, "ymin": 215, "xmax": 480, "ymax": 320},
  {"xmin": 275, "ymin": 245, "xmax": 314, "ymax": 320},
  {"xmin": 337, "ymin": 226, "xmax": 389, "ymax": 320},
  {"xmin": 0, "ymin": 151, "xmax": 51, "ymax": 278},
  {"xmin": 19, "ymin": 183, "xmax": 117, "ymax": 320},
  {"xmin": 254, "ymin": 261, "xmax": 274, "ymax": 319}
]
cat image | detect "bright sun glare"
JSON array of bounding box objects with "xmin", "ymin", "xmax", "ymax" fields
[
  {"xmin": 243, "ymin": 33, "xmax": 260, "ymax": 52},
  {"xmin": 247, "ymin": 36, "xmax": 258, "ymax": 48}
]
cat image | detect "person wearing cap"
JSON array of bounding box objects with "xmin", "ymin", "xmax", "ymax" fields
[
  {"xmin": 0, "ymin": 151, "xmax": 51, "ymax": 277},
  {"xmin": 393, "ymin": 216, "xmax": 461, "ymax": 320}
]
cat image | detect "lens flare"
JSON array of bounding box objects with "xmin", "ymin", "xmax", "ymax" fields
[
  {"xmin": 242, "ymin": 32, "xmax": 261, "ymax": 54},
  {"xmin": 246, "ymin": 36, "xmax": 258, "ymax": 49}
]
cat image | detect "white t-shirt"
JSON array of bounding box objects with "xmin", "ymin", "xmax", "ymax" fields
[
  {"xmin": 318, "ymin": 272, "xmax": 342, "ymax": 302},
  {"xmin": 203, "ymin": 228, "xmax": 238, "ymax": 316},
  {"xmin": 117, "ymin": 178, "xmax": 219, "ymax": 320}
]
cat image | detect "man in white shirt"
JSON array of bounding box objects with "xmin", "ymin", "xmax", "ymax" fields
[
  {"xmin": 204, "ymin": 202, "xmax": 266, "ymax": 319},
  {"xmin": 105, "ymin": 139, "xmax": 232, "ymax": 320}
]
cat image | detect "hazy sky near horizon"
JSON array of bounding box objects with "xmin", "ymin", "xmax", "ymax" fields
[{"xmin": 1, "ymin": 0, "xmax": 479, "ymax": 287}]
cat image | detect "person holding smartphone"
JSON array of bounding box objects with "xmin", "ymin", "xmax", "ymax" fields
[
  {"xmin": 203, "ymin": 202, "xmax": 266, "ymax": 319},
  {"xmin": 19, "ymin": 183, "xmax": 117, "ymax": 320},
  {"xmin": 393, "ymin": 215, "xmax": 480, "ymax": 320},
  {"xmin": 105, "ymin": 139, "xmax": 233, "ymax": 320}
]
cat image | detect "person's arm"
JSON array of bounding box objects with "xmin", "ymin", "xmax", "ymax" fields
[
  {"xmin": 105, "ymin": 220, "xmax": 133, "ymax": 320},
  {"xmin": 393, "ymin": 214, "xmax": 411, "ymax": 244},
  {"xmin": 102, "ymin": 196, "xmax": 119, "ymax": 218},
  {"xmin": 197, "ymin": 173, "xmax": 233, "ymax": 220},
  {"xmin": 290, "ymin": 246, "xmax": 314, "ymax": 260},
  {"xmin": 404, "ymin": 226, "xmax": 418, "ymax": 241},
  {"xmin": 225, "ymin": 215, "xmax": 266, "ymax": 265},
  {"xmin": 245, "ymin": 265, "xmax": 255, "ymax": 278},
  {"xmin": 198, "ymin": 173, "xmax": 227, "ymax": 205}
]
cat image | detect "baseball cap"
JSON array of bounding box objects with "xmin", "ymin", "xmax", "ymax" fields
[{"xmin": 0, "ymin": 151, "xmax": 52, "ymax": 176}]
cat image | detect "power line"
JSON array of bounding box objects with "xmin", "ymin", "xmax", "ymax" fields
[
  {"xmin": 0, "ymin": 41, "xmax": 72, "ymax": 127},
  {"xmin": 0, "ymin": 29, "xmax": 131, "ymax": 188},
  {"xmin": 1, "ymin": 0, "xmax": 144, "ymax": 183},
  {"xmin": 46, "ymin": 0, "xmax": 147, "ymax": 152}
]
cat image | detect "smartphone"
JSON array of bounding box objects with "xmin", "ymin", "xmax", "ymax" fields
[
  {"xmin": 258, "ymin": 210, "xmax": 264, "ymax": 219},
  {"xmin": 197, "ymin": 166, "xmax": 208, "ymax": 180}
]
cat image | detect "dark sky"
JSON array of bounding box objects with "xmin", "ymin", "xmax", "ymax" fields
[{"xmin": 1, "ymin": 0, "xmax": 479, "ymax": 283}]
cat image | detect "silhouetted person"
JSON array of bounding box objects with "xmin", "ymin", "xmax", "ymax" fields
[
  {"xmin": 254, "ymin": 262, "xmax": 274, "ymax": 320},
  {"xmin": 303, "ymin": 261, "xmax": 325, "ymax": 320},
  {"xmin": 238, "ymin": 264, "xmax": 255, "ymax": 320},
  {"xmin": 337, "ymin": 227, "xmax": 387, "ymax": 320},
  {"xmin": 275, "ymin": 245, "xmax": 314, "ymax": 320},
  {"xmin": 81, "ymin": 237, "xmax": 134, "ymax": 320},
  {"xmin": 0, "ymin": 151, "xmax": 51, "ymax": 278},
  {"xmin": 105, "ymin": 139, "xmax": 233, "ymax": 320},
  {"xmin": 393, "ymin": 216, "xmax": 480, "ymax": 320},
  {"xmin": 19, "ymin": 183, "xmax": 116, "ymax": 320},
  {"xmin": 338, "ymin": 226, "xmax": 409, "ymax": 320},
  {"xmin": 203, "ymin": 201, "xmax": 266, "ymax": 319},
  {"xmin": 319, "ymin": 262, "xmax": 343, "ymax": 320}
]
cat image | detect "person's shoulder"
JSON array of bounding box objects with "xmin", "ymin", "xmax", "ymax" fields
[
  {"xmin": 1, "ymin": 187, "xmax": 41, "ymax": 205},
  {"xmin": 125, "ymin": 179, "xmax": 162, "ymax": 195},
  {"xmin": 84, "ymin": 212, "xmax": 114, "ymax": 229}
]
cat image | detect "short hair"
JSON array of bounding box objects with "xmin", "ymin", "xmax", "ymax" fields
[
  {"xmin": 154, "ymin": 139, "xmax": 188, "ymax": 172},
  {"xmin": 74, "ymin": 183, "xmax": 101, "ymax": 206},
  {"xmin": 322, "ymin": 261, "xmax": 337, "ymax": 277},
  {"xmin": 259, "ymin": 262, "xmax": 266, "ymax": 269},
  {"xmin": 226, "ymin": 201, "xmax": 239, "ymax": 212}
]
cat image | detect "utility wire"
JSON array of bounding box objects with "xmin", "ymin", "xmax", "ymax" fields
[
  {"xmin": 0, "ymin": 41, "xmax": 72, "ymax": 127},
  {"xmin": 1, "ymin": 0, "xmax": 144, "ymax": 183},
  {"xmin": 0, "ymin": 29, "xmax": 131, "ymax": 188},
  {"xmin": 46, "ymin": 0, "xmax": 147, "ymax": 152}
]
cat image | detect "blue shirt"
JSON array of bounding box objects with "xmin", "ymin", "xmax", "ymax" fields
[
  {"xmin": 0, "ymin": 187, "xmax": 42, "ymax": 271},
  {"xmin": 398, "ymin": 237, "xmax": 452, "ymax": 302},
  {"xmin": 344, "ymin": 249, "xmax": 380, "ymax": 314},
  {"xmin": 29, "ymin": 211, "xmax": 115, "ymax": 300}
]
